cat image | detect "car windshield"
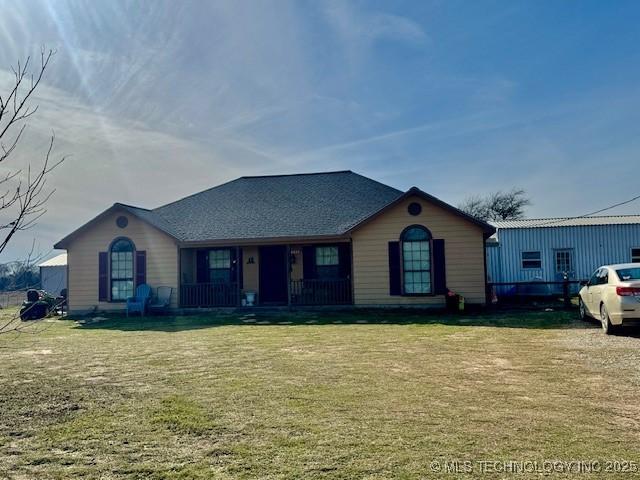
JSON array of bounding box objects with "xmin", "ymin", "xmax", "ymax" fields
[{"xmin": 615, "ymin": 268, "xmax": 640, "ymax": 281}]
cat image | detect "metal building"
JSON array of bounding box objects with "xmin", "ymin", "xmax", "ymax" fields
[
  {"xmin": 486, "ymin": 216, "xmax": 640, "ymax": 294},
  {"xmin": 38, "ymin": 253, "xmax": 67, "ymax": 296}
]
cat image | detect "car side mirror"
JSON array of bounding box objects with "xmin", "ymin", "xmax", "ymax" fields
[{"xmin": 580, "ymin": 280, "xmax": 588, "ymax": 287}]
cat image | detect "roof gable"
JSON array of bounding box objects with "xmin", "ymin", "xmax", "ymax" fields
[
  {"xmin": 53, "ymin": 203, "xmax": 180, "ymax": 249},
  {"xmin": 347, "ymin": 187, "xmax": 496, "ymax": 236}
]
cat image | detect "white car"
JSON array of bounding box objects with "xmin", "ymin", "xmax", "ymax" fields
[{"xmin": 578, "ymin": 264, "xmax": 640, "ymax": 334}]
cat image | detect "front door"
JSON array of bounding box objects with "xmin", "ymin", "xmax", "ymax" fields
[
  {"xmin": 259, "ymin": 246, "xmax": 288, "ymax": 304},
  {"xmin": 554, "ymin": 249, "xmax": 574, "ymax": 294}
]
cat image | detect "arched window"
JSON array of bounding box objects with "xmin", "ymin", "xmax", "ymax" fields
[
  {"xmin": 110, "ymin": 238, "xmax": 134, "ymax": 301},
  {"xmin": 401, "ymin": 226, "xmax": 432, "ymax": 294}
]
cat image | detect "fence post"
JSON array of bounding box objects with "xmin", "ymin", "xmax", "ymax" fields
[{"xmin": 563, "ymin": 276, "xmax": 570, "ymax": 308}]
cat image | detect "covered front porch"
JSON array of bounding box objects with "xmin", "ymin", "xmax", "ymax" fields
[{"xmin": 178, "ymin": 242, "xmax": 352, "ymax": 308}]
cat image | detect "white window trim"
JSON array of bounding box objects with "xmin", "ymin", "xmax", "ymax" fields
[
  {"xmin": 401, "ymin": 239, "xmax": 432, "ymax": 295},
  {"xmin": 631, "ymin": 247, "xmax": 640, "ymax": 263},
  {"xmin": 521, "ymin": 250, "xmax": 542, "ymax": 270},
  {"xmin": 553, "ymin": 248, "xmax": 573, "ymax": 273}
]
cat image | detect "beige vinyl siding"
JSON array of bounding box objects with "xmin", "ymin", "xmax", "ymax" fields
[
  {"xmin": 66, "ymin": 210, "xmax": 178, "ymax": 313},
  {"xmin": 352, "ymin": 194, "xmax": 486, "ymax": 306}
]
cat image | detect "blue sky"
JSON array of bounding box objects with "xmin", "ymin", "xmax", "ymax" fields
[{"xmin": 0, "ymin": 0, "xmax": 639, "ymax": 260}]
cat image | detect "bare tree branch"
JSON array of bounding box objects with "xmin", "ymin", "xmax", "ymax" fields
[
  {"xmin": 0, "ymin": 47, "xmax": 65, "ymax": 336},
  {"xmin": 458, "ymin": 189, "xmax": 531, "ymax": 221},
  {"xmin": 0, "ymin": 48, "xmax": 64, "ymax": 258}
]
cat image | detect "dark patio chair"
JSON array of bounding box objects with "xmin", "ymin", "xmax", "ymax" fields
[{"xmin": 148, "ymin": 286, "xmax": 173, "ymax": 315}]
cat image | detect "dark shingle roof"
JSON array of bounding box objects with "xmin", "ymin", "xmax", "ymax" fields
[
  {"xmin": 54, "ymin": 170, "xmax": 495, "ymax": 249},
  {"xmin": 150, "ymin": 171, "xmax": 403, "ymax": 242}
]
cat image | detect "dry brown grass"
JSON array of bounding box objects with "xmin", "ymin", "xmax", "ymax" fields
[{"xmin": 1, "ymin": 308, "xmax": 639, "ymax": 479}]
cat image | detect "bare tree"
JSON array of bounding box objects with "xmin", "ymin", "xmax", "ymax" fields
[
  {"xmin": 459, "ymin": 188, "xmax": 531, "ymax": 221},
  {"xmin": 457, "ymin": 195, "xmax": 490, "ymax": 221},
  {"xmin": 0, "ymin": 47, "xmax": 64, "ymax": 256},
  {"xmin": 0, "ymin": 48, "xmax": 65, "ymax": 337}
]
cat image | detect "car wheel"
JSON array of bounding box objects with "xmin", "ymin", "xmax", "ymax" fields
[
  {"xmin": 578, "ymin": 298, "xmax": 587, "ymax": 320},
  {"xmin": 600, "ymin": 303, "xmax": 616, "ymax": 335}
]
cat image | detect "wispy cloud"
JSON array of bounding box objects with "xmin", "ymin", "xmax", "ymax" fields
[
  {"xmin": 319, "ymin": 1, "xmax": 428, "ymax": 72},
  {"xmin": 0, "ymin": 0, "xmax": 639, "ymax": 260}
]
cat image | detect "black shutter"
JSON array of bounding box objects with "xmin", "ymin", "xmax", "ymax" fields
[
  {"xmin": 432, "ymin": 239, "xmax": 447, "ymax": 295},
  {"xmin": 302, "ymin": 246, "xmax": 316, "ymax": 279},
  {"xmin": 135, "ymin": 251, "xmax": 147, "ymax": 287},
  {"xmin": 98, "ymin": 252, "xmax": 108, "ymax": 301},
  {"xmin": 338, "ymin": 243, "xmax": 351, "ymax": 279},
  {"xmin": 196, "ymin": 250, "xmax": 209, "ymax": 283},
  {"xmin": 388, "ymin": 242, "xmax": 401, "ymax": 295}
]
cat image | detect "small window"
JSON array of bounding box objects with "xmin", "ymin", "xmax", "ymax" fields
[
  {"xmin": 111, "ymin": 238, "xmax": 134, "ymax": 301},
  {"xmin": 209, "ymin": 249, "xmax": 231, "ymax": 283},
  {"xmin": 316, "ymin": 246, "xmax": 339, "ymax": 279},
  {"xmin": 555, "ymin": 250, "xmax": 572, "ymax": 273},
  {"xmin": 116, "ymin": 216, "xmax": 128, "ymax": 228},
  {"xmin": 407, "ymin": 202, "xmax": 422, "ymax": 216},
  {"xmin": 522, "ymin": 251, "xmax": 541, "ymax": 269},
  {"xmin": 632, "ymin": 248, "xmax": 640, "ymax": 263}
]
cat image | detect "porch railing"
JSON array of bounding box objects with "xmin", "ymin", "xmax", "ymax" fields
[
  {"xmin": 180, "ymin": 282, "xmax": 239, "ymax": 307},
  {"xmin": 290, "ymin": 278, "xmax": 352, "ymax": 306}
]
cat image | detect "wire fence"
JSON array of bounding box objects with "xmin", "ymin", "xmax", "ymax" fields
[
  {"xmin": 0, "ymin": 290, "xmax": 30, "ymax": 309},
  {"xmin": 487, "ymin": 279, "xmax": 586, "ymax": 308}
]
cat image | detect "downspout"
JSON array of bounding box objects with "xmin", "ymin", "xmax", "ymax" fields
[
  {"xmin": 176, "ymin": 245, "xmax": 181, "ymax": 309},
  {"xmin": 236, "ymin": 246, "xmax": 241, "ymax": 307},
  {"xmin": 286, "ymin": 245, "xmax": 292, "ymax": 308},
  {"xmin": 349, "ymin": 237, "xmax": 355, "ymax": 305},
  {"xmin": 483, "ymin": 233, "xmax": 490, "ymax": 306}
]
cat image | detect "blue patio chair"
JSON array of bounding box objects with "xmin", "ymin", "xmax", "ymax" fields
[
  {"xmin": 148, "ymin": 286, "xmax": 173, "ymax": 315},
  {"xmin": 126, "ymin": 284, "xmax": 152, "ymax": 317}
]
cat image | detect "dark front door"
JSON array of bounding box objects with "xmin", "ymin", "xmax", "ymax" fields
[{"xmin": 259, "ymin": 245, "xmax": 288, "ymax": 304}]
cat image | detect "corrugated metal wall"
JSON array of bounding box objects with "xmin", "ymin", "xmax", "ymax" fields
[
  {"xmin": 486, "ymin": 242, "xmax": 501, "ymax": 283},
  {"xmin": 40, "ymin": 265, "xmax": 67, "ymax": 296},
  {"xmin": 486, "ymin": 224, "xmax": 640, "ymax": 287}
]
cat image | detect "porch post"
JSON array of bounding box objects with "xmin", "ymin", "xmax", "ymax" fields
[
  {"xmin": 349, "ymin": 239, "xmax": 355, "ymax": 305},
  {"xmin": 177, "ymin": 246, "xmax": 182, "ymax": 308},
  {"xmin": 236, "ymin": 246, "xmax": 241, "ymax": 307},
  {"xmin": 286, "ymin": 245, "xmax": 292, "ymax": 307}
]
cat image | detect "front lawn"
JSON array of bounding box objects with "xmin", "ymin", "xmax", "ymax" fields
[{"xmin": 1, "ymin": 309, "xmax": 639, "ymax": 479}]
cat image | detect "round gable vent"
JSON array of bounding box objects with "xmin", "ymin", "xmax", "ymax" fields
[
  {"xmin": 408, "ymin": 202, "xmax": 422, "ymax": 216},
  {"xmin": 116, "ymin": 216, "xmax": 129, "ymax": 228}
]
